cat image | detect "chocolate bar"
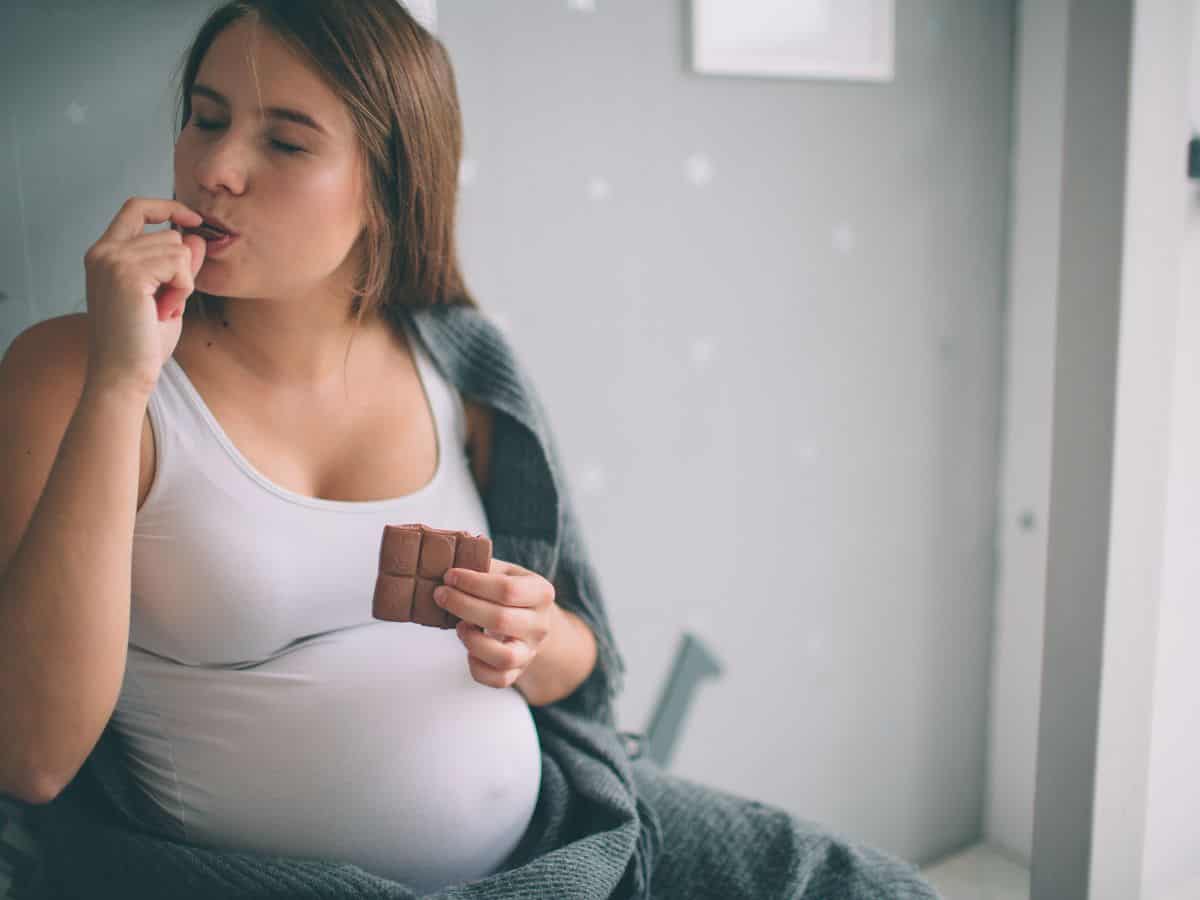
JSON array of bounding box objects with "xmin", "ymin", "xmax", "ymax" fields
[{"xmin": 373, "ymin": 523, "xmax": 493, "ymax": 629}]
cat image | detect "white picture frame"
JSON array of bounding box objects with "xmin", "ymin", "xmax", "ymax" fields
[{"xmin": 691, "ymin": 0, "xmax": 894, "ymax": 83}]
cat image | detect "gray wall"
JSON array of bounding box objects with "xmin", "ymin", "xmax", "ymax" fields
[
  {"xmin": 1029, "ymin": 0, "xmax": 1135, "ymax": 895},
  {"xmin": 0, "ymin": 0, "xmax": 1015, "ymax": 868}
]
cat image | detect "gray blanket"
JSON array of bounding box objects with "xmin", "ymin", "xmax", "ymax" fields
[{"xmin": 21, "ymin": 302, "xmax": 941, "ymax": 899}]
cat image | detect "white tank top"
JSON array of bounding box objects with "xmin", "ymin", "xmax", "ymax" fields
[{"xmin": 111, "ymin": 318, "xmax": 542, "ymax": 894}]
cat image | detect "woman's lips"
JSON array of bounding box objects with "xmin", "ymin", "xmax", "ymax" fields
[
  {"xmin": 199, "ymin": 230, "xmax": 238, "ymax": 255},
  {"xmin": 175, "ymin": 223, "xmax": 239, "ymax": 255},
  {"xmin": 199, "ymin": 213, "xmax": 238, "ymax": 236},
  {"xmin": 182, "ymin": 223, "xmax": 229, "ymax": 240}
]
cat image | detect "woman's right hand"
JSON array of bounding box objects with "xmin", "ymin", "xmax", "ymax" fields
[{"xmin": 83, "ymin": 196, "xmax": 209, "ymax": 396}]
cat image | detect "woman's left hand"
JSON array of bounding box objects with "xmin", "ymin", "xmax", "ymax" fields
[{"xmin": 434, "ymin": 558, "xmax": 556, "ymax": 690}]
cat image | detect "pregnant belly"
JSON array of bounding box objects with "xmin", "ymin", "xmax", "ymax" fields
[{"xmin": 116, "ymin": 622, "xmax": 543, "ymax": 893}]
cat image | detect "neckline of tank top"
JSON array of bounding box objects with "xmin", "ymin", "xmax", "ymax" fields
[{"xmin": 160, "ymin": 321, "xmax": 447, "ymax": 513}]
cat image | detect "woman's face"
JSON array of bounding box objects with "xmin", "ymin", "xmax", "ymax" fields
[{"xmin": 174, "ymin": 19, "xmax": 367, "ymax": 304}]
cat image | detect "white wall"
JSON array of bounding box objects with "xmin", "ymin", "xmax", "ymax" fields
[
  {"xmin": 1140, "ymin": 4, "xmax": 1200, "ymax": 897},
  {"xmin": 1083, "ymin": 0, "xmax": 1190, "ymax": 896}
]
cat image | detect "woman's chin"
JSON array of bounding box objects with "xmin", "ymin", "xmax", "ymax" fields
[
  {"xmin": 195, "ymin": 264, "xmax": 232, "ymax": 287},
  {"xmin": 193, "ymin": 268, "xmax": 240, "ymax": 301}
]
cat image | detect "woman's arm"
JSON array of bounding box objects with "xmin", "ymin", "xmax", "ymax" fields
[
  {"xmin": 463, "ymin": 395, "xmax": 492, "ymax": 493},
  {"xmin": 514, "ymin": 596, "xmax": 597, "ymax": 707}
]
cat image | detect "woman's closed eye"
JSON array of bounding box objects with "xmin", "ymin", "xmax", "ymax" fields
[{"xmin": 192, "ymin": 119, "xmax": 306, "ymax": 155}]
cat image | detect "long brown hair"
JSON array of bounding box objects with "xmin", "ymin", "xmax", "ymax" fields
[{"xmin": 172, "ymin": 0, "xmax": 477, "ymax": 333}]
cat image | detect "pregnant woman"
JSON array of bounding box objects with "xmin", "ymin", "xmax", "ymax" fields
[{"xmin": 0, "ymin": 2, "xmax": 941, "ymax": 897}]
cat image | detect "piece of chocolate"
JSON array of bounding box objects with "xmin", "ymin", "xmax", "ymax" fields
[
  {"xmin": 373, "ymin": 573, "xmax": 415, "ymax": 621},
  {"xmin": 373, "ymin": 523, "xmax": 493, "ymax": 629},
  {"xmin": 379, "ymin": 526, "xmax": 421, "ymax": 574}
]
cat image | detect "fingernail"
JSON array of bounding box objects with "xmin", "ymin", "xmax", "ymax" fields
[{"xmin": 434, "ymin": 586, "xmax": 447, "ymax": 605}]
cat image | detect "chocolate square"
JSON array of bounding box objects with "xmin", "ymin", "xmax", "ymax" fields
[
  {"xmin": 417, "ymin": 530, "xmax": 457, "ymax": 579},
  {"xmin": 411, "ymin": 576, "xmax": 445, "ymax": 628},
  {"xmin": 372, "ymin": 572, "xmax": 416, "ymax": 621},
  {"xmin": 379, "ymin": 525, "xmax": 422, "ymax": 575},
  {"xmin": 453, "ymin": 535, "xmax": 493, "ymax": 574}
]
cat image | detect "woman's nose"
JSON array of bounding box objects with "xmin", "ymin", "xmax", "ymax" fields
[{"xmin": 190, "ymin": 135, "xmax": 248, "ymax": 194}]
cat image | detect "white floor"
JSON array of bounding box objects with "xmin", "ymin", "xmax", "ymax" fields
[
  {"xmin": 919, "ymin": 843, "xmax": 1200, "ymax": 900},
  {"xmin": 920, "ymin": 842, "xmax": 1030, "ymax": 900}
]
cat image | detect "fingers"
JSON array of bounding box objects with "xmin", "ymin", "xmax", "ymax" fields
[
  {"xmin": 181, "ymin": 232, "xmax": 207, "ymax": 276},
  {"xmin": 435, "ymin": 584, "xmax": 530, "ymax": 634},
  {"xmin": 145, "ymin": 246, "xmax": 197, "ymax": 312},
  {"xmin": 491, "ymin": 558, "xmax": 530, "ymax": 576},
  {"xmin": 101, "ymin": 196, "xmax": 203, "ymax": 245},
  {"xmin": 443, "ymin": 564, "xmax": 539, "ymax": 608},
  {"xmin": 137, "ymin": 228, "xmax": 190, "ymax": 248},
  {"xmin": 457, "ymin": 621, "xmax": 530, "ymax": 686}
]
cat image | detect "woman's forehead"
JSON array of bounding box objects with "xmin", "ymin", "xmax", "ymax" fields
[{"xmin": 195, "ymin": 20, "xmax": 348, "ymax": 136}]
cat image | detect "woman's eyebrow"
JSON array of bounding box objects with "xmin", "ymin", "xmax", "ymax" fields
[{"xmin": 190, "ymin": 83, "xmax": 329, "ymax": 136}]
